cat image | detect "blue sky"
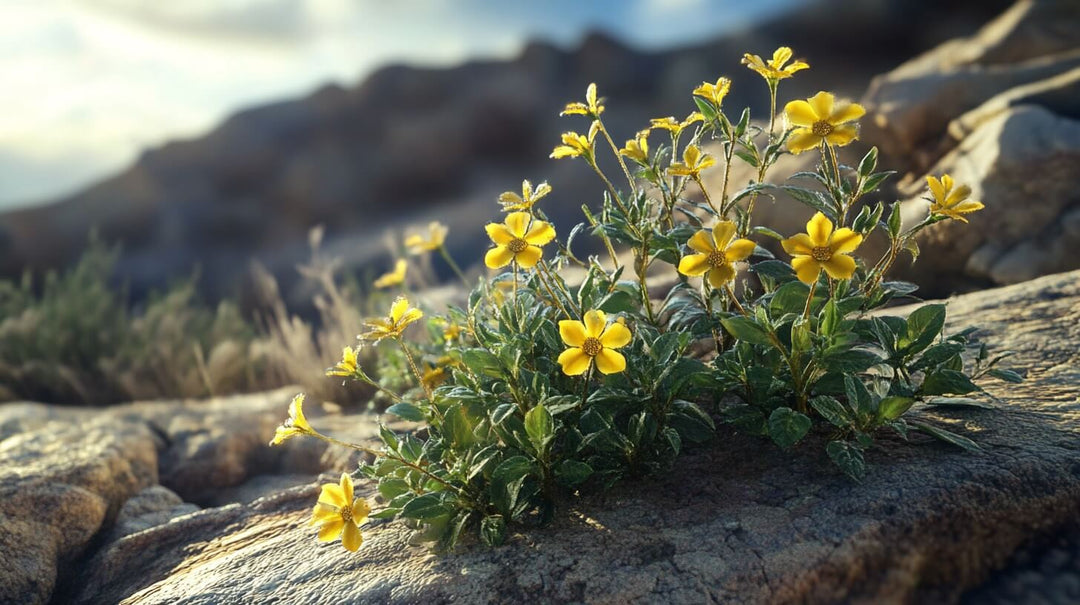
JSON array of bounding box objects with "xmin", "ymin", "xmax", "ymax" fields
[{"xmin": 0, "ymin": 0, "xmax": 798, "ymax": 210}]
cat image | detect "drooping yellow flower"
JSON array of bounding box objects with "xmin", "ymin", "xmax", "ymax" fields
[
  {"xmin": 693, "ymin": 77, "xmax": 732, "ymax": 107},
  {"xmin": 404, "ymin": 222, "xmax": 448, "ymax": 255},
  {"xmin": 270, "ymin": 393, "xmax": 314, "ymax": 445},
  {"xmin": 484, "ymin": 211, "xmax": 555, "ymax": 269},
  {"xmin": 926, "ymin": 174, "xmax": 984, "ymax": 223},
  {"xmin": 677, "ymin": 221, "xmax": 756, "ymax": 288},
  {"xmin": 498, "ymin": 179, "xmax": 552, "ymax": 212},
  {"xmin": 442, "ymin": 322, "xmax": 464, "ymax": 342},
  {"xmin": 422, "ymin": 364, "xmax": 449, "ymax": 390},
  {"xmin": 311, "ymin": 473, "xmax": 370, "ymax": 552},
  {"xmin": 373, "ymin": 259, "xmax": 407, "ymax": 289},
  {"xmin": 560, "ymin": 82, "xmax": 605, "ymax": 118},
  {"xmin": 782, "ymin": 212, "xmax": 863, "ymax": 284},
  {"xmin": 650, "ymin": 112, "xmax": 704, "ymax": 136},
  {"xmin": 667, "ymin": 144, "xmax": 716, "ymax": 178},
  {"xmin": 783, "ymin": 91, "xmax": 866, "ymax": 154},
  {"xmin": 742, "ymin": 46, "xmax": 809, "ymax": 82},
  {"xmin": 361, "ymin": 296, "xmax": 423, "ymax": 341},
  {"xmin": 327, "ymin": 346, "xmax": 359, "ymax": 378},
  {"xmin": 550, "ymin": 122, "xmax": 599, "ymax": 161},
  {"xmin": 557, "ymin": 310, "xmax": 632, "ymax": 376},
  {"xmin": 619, "ymin": 130, "xmax": 650, "ymax": 165}
]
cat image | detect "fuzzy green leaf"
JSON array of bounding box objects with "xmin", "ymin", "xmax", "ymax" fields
[{"xmin": 768, "ymin": 407, "xmax": 812, "ymax": 449}]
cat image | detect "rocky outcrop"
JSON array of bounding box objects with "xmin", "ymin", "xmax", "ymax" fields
[{"xmin": 27, "ymin": 270, "xmax": 1078, "ymax": 604}]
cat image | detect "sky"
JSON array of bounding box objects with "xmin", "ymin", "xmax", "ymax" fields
[{"xmin": 0, "ymin": 0, "xmax": 798, "ymax": 210}]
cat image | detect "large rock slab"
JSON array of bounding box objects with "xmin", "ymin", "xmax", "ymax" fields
[{"xmin": 68, "ymin": 271, "xmax": 1080, "ymax": 604}]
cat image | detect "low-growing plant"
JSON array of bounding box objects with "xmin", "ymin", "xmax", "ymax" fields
[{"xmin": 272, "ymin": 47, "xmax": 1020, "ymax": 553}]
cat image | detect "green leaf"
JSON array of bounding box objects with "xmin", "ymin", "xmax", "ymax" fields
[
  {"xmin": 810, "ymin": 396, "xmax": 851, "ymax": 428},
  {"xmin": 860, "ymin": 171, "xmax": 893, "ymax": 196},
  {"xmin": 826, "ymin": 440, "xmax": 866, "ymax": 481},
  {"xmin": 693, "ymin": 96, "xmax": 718, "ymax": 121},
  {"xmin": 377, "ymin": 477, "xmax": 410, "ymax": 500},
  {"xmin": 887, "ymin": 202, "xmax": 902, "ymax": 238},
  {"xmin": 912, "ymin": 341, "xmax": 965, "ymax": 371},
  {"xmin": 669, "ymin": 400, "xmax": 716, "ymax": 443},
  {"xmin": 920, "ymin": 369, "xmax": 979, "ymax": 396},
  {"xmin": 751, "ymin": 260, "xmax": 797, "ymax": 284},
  {"xmin": 770, "ymin": 281, "xmax": 812, "ymax": 316},
  {"xmin": 461, "ymin": 348, "xmax": 503, "ymax": 378},
  {"xmin": 379, "ymin": 424, "xmax": 399, "ymax": 451},
  {"xmin": 443, "ymin": 403, "xmax": 476, "ymax": 450},
  {"xmin": 524, "ymin": 403, "xmax": 554, "ymax": 453},
  {"xmin": 988, "ymin": 368, "xmax": 1024, "ymax": 383},
  {"xmin": 386, "ymin": 402, "xmax": 425, "ymax": 422},
  {"xmin": 878, "ymin": 396, "xmax": 915, "ymax": 420},
  {"xmin": 554, "ymin": 460, "xmax": 593, "ymax": 487},
  {"xmin": 819, "ymin": 299, "xmax": 841, "ymax": 336},
  {"xmin": 768, "ymin": 407, "xmax": 812, "ymax": 449},
  {"xmin": 857, "ymin": 147, "xmax": 878, "ymax": 177},
  {"xmin": 401, "ymin": 493, "xmax": 452, "ymax": 520},
  {"xmin": 480, "ymin": 515, "xmax": 506, "ymax": 547},
  {"xmin": 720, "ymin": 316, "xmax": 773, "ymax": 346},
  {"xmin": 721, "ymin": 404, "xmax": 768, "ymax": 435},
  {"xmin": 924, "ymin": 397, "xmax": 995, "ymax": 410},
  {"xmin": 908, "ymin": 420, "xmax": 981, "ymax": 451},
  {"xmin": 903, "ymin": 304, "xmax": 946, "ymax": 355}
]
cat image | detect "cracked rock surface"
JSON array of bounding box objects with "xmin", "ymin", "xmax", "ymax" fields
[{"xmin": 8, "ymin": 270, "xmax": 1071, "ymax": 605}]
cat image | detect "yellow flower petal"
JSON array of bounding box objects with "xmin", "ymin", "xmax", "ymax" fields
[
  {"xmin": 806, "ymin": 212, "xmax": 834, "ymax": 247},
  {"xmin": 390, "ymin": 297, "xmax": 409, "ymax": 324},
  {"xmin": 339, "ymin": 473, "xmax": 354, "ymax": 504},
  {"xmin": 485, "ymin": 223, "xmax": 515, "ymax": 245},
  {"xmin": 786, "ymin": 130, "xmax": 822, "ymax": 154},
  {"xmin": 926, "ymin": 175, "xmax": 946, "ymax": 203},
  {"xmin": 711, "ymin": 221, "xmax": 737, "ymax": 249},
  {"xmin": 584, "ymin": 310, "xmax": 607, "ymax": 338},
  {"xmin": 319, "ymin": 483, "xmax": 347, "ymax": 508},
  {"xmin": 821, "ymin": 254, "xmax": 857, "ymax": 280},
  {"xmin": 341, "ymin": 522, "xmax": 363, "ymax": 552},
  {"xmin": 352, "ymin": 498, "xmax": 371, "ymax": 525},
  {"xmin": 311, "ymin": 502, "xmax": 340, "ymax": 525},
  {"xmin": 809, "ymin": 91, "xmax": 834, "ymax": 120},
  {"xmin": 594, "ymin": 349, "xmax": 626, "ymax": 375},
  {"xmin": 687, "ymin": 230, "xmax": 715, "ymax": 254},
  {"xmin": 784, "ymin": 100, "xmax": 818, "ymax": 127},
  {"xmin": 946, "ymin": 184, "xmax": 973, "ymax": 207},
  {"xmin": 771, "ymin": 46, "xmax": 793, "ymax": 68},
  {"xmin": 514, "ymin": 245, "xmax": 543, "ymax": 268},
  {"xmin": 317, "ymin": 520, "xmax": 345, "ymax": 542},
  {"xmin": 678, "ymin": 253, "xmax": 711, "ymax": 277},
  {"xmin": 791, "ymin": 256, "xmax": 822, "ymax": 285},
  {"xmin": 559, "ymin": 320, "xmax": 588, "ymax": 347},
  {"xmin": 707, "ymin": 264, "xmax": 736, "ymax": 288},
  {"xmin": 829, "ymin": 102, "xmax": 865, "ymax": 125},
  {"xmin": 485, "ymin": 246, "xmax": 514, "ymax": 269},
  {"xmin": 524, "ymin": 221, "xmax": 556, "ymax": 246},
  {"xmin": 505, "ymin": 212, "xmax": 530, "ymax": 238},
  {"xmin": 599, "ymin": 322, "xmax": 631, "ymax": 349},
  {"xmin": 558, "ymin": 347, "xmax": 592, "ymax": 376},
  {"xmin": 952, "ymin": 200, "xmax": 984, "ymax": 214},
  {"xmin": 725, "ymin": 238, "xmax": 756, "ymax": 262},
  {"xmin": 829, "ymin": 228, "xmax": 862, "ymax": 255},
  {"xmin": 781, "ymin": 233, "xmax": 815, "ymax": 256},
  {"xmin": 398, "ymin": 308, "xmax": 423, "ymax": 328},
  {"xmin": 825, "ymin": 124, "xmax": 858, "ymax": 147}
]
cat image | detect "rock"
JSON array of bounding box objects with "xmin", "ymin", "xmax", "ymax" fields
[
  {"xmin": 862, "ymin": 0, "xmax": 1080, "ymax": 168},
  {"xmin": 892, "ymin": 105, "xmax": 1080, "ymax": 291},
  {"xmin": 66, "ymin": 271, "xmax": 1080, "ymax": 604},
  {"xmin": 0, "ymin": 412, "xmax": 159, "ymax": 605}
]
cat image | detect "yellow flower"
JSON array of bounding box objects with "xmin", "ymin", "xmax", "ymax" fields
[
  {"xmin": 373, "ymin": 259, "xmax": 407, "ymax": 289},
  {"xmin": 560, "ymin": 82, "xmax": 604, "ymax": 118},
  {"xmin": 327, "ymin": 346, "xmax": 359, "ymax": 378},
  {"xmin": 782, "ymin": 212, "xmax": 863, "ymax": 284},
  {"xmin": 742, "ymin": 46, "xmax": 809, "ymax": 82},
  {"xmin": 550, "ymin": 122, "xmax": 599, "ymax": 160},
  {"xmin": 404, "ymin": 222, "xmax": 448, "ymax": 255},
  {"xmin": 677, "ymin": 221, "xmax": 756, "ymax": 288},
  {"xmin": 311, "ymin": 473, "xmax": 370, "ymax": 552},
  {"xmin": 667, "ymin": 144, "xmax": 716, "ymax": 178},
  {"xmin": 926, "ymin": 174, "xmax": 984, "ymax": 223},
  {"xmin": 499, "ymin": 179, "xmax": 551, "ymax": 212},
  {"xmin": 619, "ymin": 130, "xmax": 650, "ymax": 165},
  {"xmin": 650, "ymin": 112, "xmax": 704, "ymax": 135},
  {"xmin": 484, "ymin": 211, "xmax": 555, "ymax": 269},
  {"xmin": 693, "ymin": 77, "xmax": 732, "ymax": 107},
  {"xmin": 270, "ymin": 393, "xmax": 314, "ymax": 445},
  {"xmin": 442, "ymin": 322, "xmax": 463, "ymax": 342},
  {"xmin": 783, "ymin": 91, "xmax": 865, "ymax": 154},
  {"xmin": 557, "ymin": 310, "xmax": 632, "ymax": 376},
  {"xmin": 422, "ymin": 364, "xmax": 449, "ymax": 390},
  {"xmin": 361, "ymin": 296, "xmax": 423, "ymax": 341}
]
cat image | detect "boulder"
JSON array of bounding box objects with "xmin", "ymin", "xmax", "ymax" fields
[{"xmin": 64, "ymin": 270, "xmax": 1080, "ymax": 604}]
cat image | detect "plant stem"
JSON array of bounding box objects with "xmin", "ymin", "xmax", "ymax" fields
[
  {"xmin": 397, "ymin": 337, "xmax": 434, "ymax": 405},
  {"xmin": 438, "ymin": 245, "xmax": 470, "ymax": 288},
  {"xmin": 598, "ymin": 120, "xmax": 636, "ymax": 191},
  {"xmin": 313, "ymin": 432, "xmax": 462, "ymax": 494},
  {"xmin": 802, "ymin": 280, "xmax": 818, "ymax": 320},
  {"xmin": 693, "ymin": 174, "xmax": 717, "ymax": 214}
]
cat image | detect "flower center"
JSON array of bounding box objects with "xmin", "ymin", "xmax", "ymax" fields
[
  {"xmin": 340, "ymin": 504, "xmax": 353, "ymax": 523},
  {"xmin": 706, "ymin": 250, "xmax": 727, "ymax": 268},
  {"xmin": 811, "ymin": 120, "xmax": 833, "ymax": 137},
  {"xmin": 582, "ymin": 337, "xmax": 603, "ymax": 357},
  {"xmin": 507, "ymin": 238, "xmax": 529, "ymax": 254},
  {"xmin": 811, "ymin": 246, "xmax": 833, "ymax": 261}
]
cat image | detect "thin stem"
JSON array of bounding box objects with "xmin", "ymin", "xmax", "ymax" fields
[
  {"xmin": 579, "ymin": 365, "xmax": 593, "ymax": 409},
  {"xmin": 723, "ymin": 284, "xmax": 747, "ymax": 316},
  {"xmin": 542, "ymin": 260, "xmax": 583, "ymax": 317},
  {"xmin": 438, "ymin": 245, "xmax": 469, "ymax": 288},
  {"xmin": 397, "ymin": 337, "xmax": 433, "ymax": 404},
  {"xmin": 692, "ymin": 174, "xmax": 717, "ymax": 214},
  {"xmin": 513, "ymin": 262, "xmax": 519, "ymax": 306},
  {"xmin": 802, "ymin": 280, "xmax": 818, "ymax": 320},
  {"xmin": 534, "ymin": 263, "xmax": 572, "ymax": 319},
  {"xmin": 592, "ymin": 163, "xmax": 629, "ymax": 216},
  {"xmin": 767, "ymin": 81, "xmax": 778, "ymax": 142},
  {"xmin": 719, "ymin": 122, "xmax": 736, "ymax": 216},
  {"xmin": 313, "ymin": 432, "xmax": 461, "ymax": 494},
  {"xmin": 598, "ymin": 120, "xmax": 636, "ymax": 191}
]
